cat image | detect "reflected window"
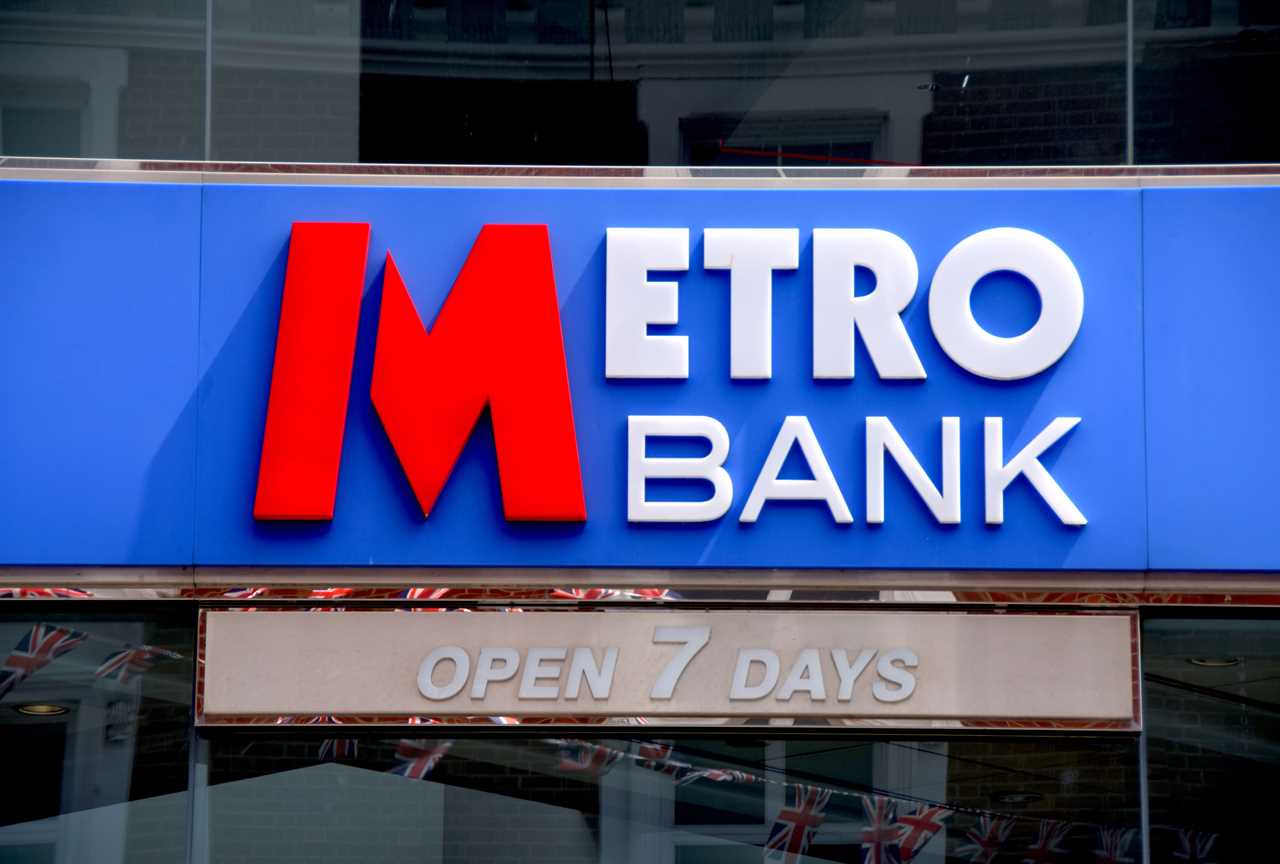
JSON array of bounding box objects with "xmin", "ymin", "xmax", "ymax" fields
[
  {"xmin": 0, "ymin": 605, "xmax": 195, "ymax": 864},
  {"xmin": 1135, "ymin": 0, "xmax": 1280, "ymax": 162},
  {"xmin": 1143, "ymin": 616, "xmax": 1280, "ymax": 861},
  {"xmin": 0, "ymin": 1, "xmax": 205, "ymax": 159},
  {"xmin": 203, "ymin": 732, "xmax": 1141, "ymax": 863},
  {"xmin": 209, "ymin": 0, "xmax": 1129, "ymax": 165}
]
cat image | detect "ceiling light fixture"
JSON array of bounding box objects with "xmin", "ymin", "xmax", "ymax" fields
[
  {"xmin": 15, "ymin": 703, "xmax": 70, "ymax": 717},
  {"xmin": 1187, "ymin": 657, "xmax": 1241, "ymax": 668}
]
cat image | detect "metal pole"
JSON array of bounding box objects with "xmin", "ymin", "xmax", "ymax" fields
[
  {"xmin": 202, "ymin": 0, "xmax": 212, "ymax": 160},
  {"xmin": 1126, "ymin": 0, "xmax": 1135, "ymax": 165}
]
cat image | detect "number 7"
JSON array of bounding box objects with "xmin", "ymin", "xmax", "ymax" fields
[{"xmin": 650, "ymin": 626, "xmax": 711, "ymax": 700}]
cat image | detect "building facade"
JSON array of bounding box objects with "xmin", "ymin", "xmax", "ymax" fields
[{"xmin": 2, "ymin": 2, "xmax": 1279, "ymax": 863}]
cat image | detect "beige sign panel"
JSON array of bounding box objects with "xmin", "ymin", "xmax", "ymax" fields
[{"xmin": 201, "ymin": 611, "xmax": 1135, "ymax": 723}]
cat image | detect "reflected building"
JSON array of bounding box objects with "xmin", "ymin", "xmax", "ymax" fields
[{"xmin": 1, "ymin": 0, "xmax": 1276, "ymax": 164}]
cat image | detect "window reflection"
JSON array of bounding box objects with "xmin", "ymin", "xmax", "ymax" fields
[
  {"xmin": 207, "ymin": 0, "xmax": 1129, "ymax": 165},
  {"xmin": 1143, "ymin": 616, "xmax": 1280, "ymax": 862},
  {"xmin": 0, "ymin": 0, "xmax": 205, "ymax": 159},
  {"xmin": 2, "ymin": 1, "xmax": 1278, "ymax": 164},
  {"xmin": 1134, "ymin": 0, "xmax": 1280, "ymax": 163},
  {"xmin": 0, "ymin": 606, "xmax": 194, "ymax": 864},
  {"xmin": 204, "ymin": 733, "xmax": 1140, "ymax": 862}
]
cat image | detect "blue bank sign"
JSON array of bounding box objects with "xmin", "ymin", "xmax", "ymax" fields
[{"xmin": 7, "ymin": 181, "xmax": 1277, "ymax": 570}]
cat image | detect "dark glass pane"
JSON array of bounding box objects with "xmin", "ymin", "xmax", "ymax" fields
[
  {"xmin": 0, "ymin": 604, "xmax": 195, "ymax": 863},
  {"xmin": 1143, "ymin": 616, "xmax": 1280, "ymax": 861},
  {"xmin": 0, "ymin": 0, "xmax": 206, "ymax": 159},
  {"xmin": 1135, "ymin": 0, "xmax": 1280, "ymax": 162},
  {"xmin": 210, "ymin": 0, "xmax": 1128, "ymax": 165},
  {"xmin": 204, "ymin": 733, "xmax": 1141, "ymax": 862}
]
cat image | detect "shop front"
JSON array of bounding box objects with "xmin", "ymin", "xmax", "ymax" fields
[{"xmin": 0, "ymin": 165, "xmax": 1277, "ymax": 863}]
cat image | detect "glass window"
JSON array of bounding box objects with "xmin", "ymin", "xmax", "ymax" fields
[
  {"xmin": 208, "ymin": 0, "xmax": 1129, "ymax": 166},
  {"xmin": 1143, "ymin": 615, "xmax": 1280, "ymax": 861},
  {"xmin": 0, "ymin": 0, "xmax": 206, "ymax": 160},
  {"xmin": 0, "ymin": 604, "xmax": 196, "ymax": 864},
  {"xmin": 1134, "ymin": 0, "xmax": 1280, "ymax": 162},
  {"xmin": 202, "ymin": 732, "xmax": 1142, "ymax": 862}
]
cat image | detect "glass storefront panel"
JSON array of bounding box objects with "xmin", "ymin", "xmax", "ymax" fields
[
  {"xmin": 1134, "ymin": 0, "xmax": 1280, "ymax": 163},
  {"xmin": 208, "ymin": 0, "xmax": 1129, "ymax": 166},
  {"xmin": 0, "ymin": 604, "xmax": 196, "ymax": 864},
  {"xmin": 202, "ymin": 733, "xmax": 1142, "ymax": 863},
  {"xmin": 0, "ymin": 0, "xmax": 206, "ymax": 160},
  {"xmin": 1143, "ymin": 615, "xmax": 1280, "ymax": 861}
]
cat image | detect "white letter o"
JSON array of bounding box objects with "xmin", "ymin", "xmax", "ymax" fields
[
  {"xmin": 417, "ymin": 646, "xmax": 470, "ymax": 700},
  {"xmin": 928, "ymin": 227, "xmax": 1083, "ymax": 381}
]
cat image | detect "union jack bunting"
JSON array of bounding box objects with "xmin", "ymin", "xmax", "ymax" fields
[
  {"xmin": 679, "ymin": 768, "xmax": 760, "ymax": 786},
  {"xmin": 389, "ymin": 739, "xmax": 452, "ymax": 779},
  {"xmin": 319, "ymin": 738, "xmax": 359, "ymax": 760},
  {"xmin": 1022, "ymin": 820, "xmax": 1072, "ymax": 863},
  {"xmin": 857, "ymin": 795, "xmax": 905, "ymax": 864},
  {"xmin": 222, "ymin": 587, "xmax": 268, "ymax": 599},
  {"xmin": 400, "ymin": 587, "xmax": 451, "ymax": 611},
  {"xmin": 94, "ymin": 645, "xmax": 179, "ymax": 682},
  {"xmin": 558, "ymin": 740, "xmax": 625, "ymax": 775},
  {"xmin": 1093, "ymin": 827, "xmax": 1136, "ymax": 864},
  {"xmin": 637, "ymin": 740, "xmax": 674, "ymax": 763},
  {"xmin": 489, "ymin": 715, "xmax": 520, "ymax": 725},
  {"xmin": 763, "ymin": 784, "xmax": 832, "ymax": 864},
  {"xmin": 551, "ymin": 587, "xmax": 677, "ymax": 601},
  {"xmin": 895, "ymin": 804, "xmax": 951, "ymax": 862},
  {"xmin": 959, "ymin": 815, "xmax": 1015, "ymax": 864},
  {"xmin": 628, "ymin": 588, "xmax": 677, "ymax": 600},
  {"xmin": 1172, "ymin": 829, "xmax": 1217, "ymax": 863},
  {"xmin": 0, "ymin": 624, "xmax": 88, "ymax": 700},
  {"xmin": 0, "ymin": 587, "xmax": 93, "ymax": 598},
  {"xmin": 550, "ymin": 588, "xmax": 621, "ymax": 600},
  {"xmin": 399, "ymin": 587, "xmax": 450, "ymax": 600}
]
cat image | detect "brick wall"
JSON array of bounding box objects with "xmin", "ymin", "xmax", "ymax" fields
[
  {"xmin": 211, "ymin": 65, "xmax": 358, "ymax": 163},
  {"xmin": 920, "ymin": 64, "xmax": 1127, "ymax": 165},
  {"xmin": 117, "ymin": 48, "xmax": 205, "ymax": 160}
]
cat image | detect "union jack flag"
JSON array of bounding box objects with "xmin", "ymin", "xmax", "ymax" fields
[
  {"xmin": 400, "ymin": 588, "xmax": 450, "ymax": 611},
  {"xmin": 0, "ymin": 624, "xmax": 88, "ymax": 700},
  {"xmin": 94, "ymin": 645, "xmax": 178, "ymax": 682},
  {"xmin": 896, "ymin": 804, "xmax": 951, "ymax": 862},
  {"xmin": 558, "ymin": 740, "xmax": 625, "ymax": 775},
  {"xmin": 0, "ymin": 587, "xmax": 93, "ymax": 599},
  {"xmin": 858, "ymin": 795, "xmax": 905, "ymax": 864},
  {"xmin": 1022, "ymin": 820, "xmax": 1072, "ymax": 863},
  {"xmin": 1172, "ymin": 829, "xmax": 1217, "ymax": 863},
  {"xmin": 222, "ymin": 587, "xmax": 268, "ymax": 599},
  {"xmin": 679, "ymin": 767, "xmax": 760, "ymax": 785},
  {"xmin": 311, "ymin": 587, "xmax": 354, "ymax": 599},
  {"xmin": 637, "ymin": 740, "xmax": 674, "ymax": 764},
  {"xmin": 489, "ymin": 715, "xmax": 520, "ymax": 725},
  {"xmin": 1093, "ymin": 828, "xmax": 1135, "ymax": 864},
  {"xmin": 629, "ymin": 588, "xmax": 676, "ymax": 599},
  {"xmin": 764, "ymin": 784, "xmax": 832, "ymax": 864},
  {"xmin": 389, "ymin": 739, "xmax": 452, "ymax": 779},
  {"xmin": 551, "ymin": 587, "xmax": 677, "ymax": 601},
  {"xmin": 637, "ymin": 741, "xmax": 693, "ymax": 780},
  {"xmin": 959, "ymin": 815, "xmax": 1014, "ymax": 864},
  {"xmin": 551, "ymin": 588, "xmax": 621, "ymax": 601},
  {"xmin": 400, "ymin": 587, "xmax": 450, "ymax": 600},
  {"xmin": 319, "ymin": 738, "xmax": 359, "ymax": 760}
]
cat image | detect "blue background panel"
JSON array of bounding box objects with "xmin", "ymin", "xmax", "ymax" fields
[
  {"xmin": 195, "ymin": 185, "xmax": 1146, "ymax": 568},
  {"xmin": 0, "ymin": 181, "xmax": 201, "ymax": 563},
  {"xmin": 1144, "ymin": 187, "xmax": 1280, "ymax": 570}
]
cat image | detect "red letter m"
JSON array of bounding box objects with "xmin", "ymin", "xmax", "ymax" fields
[{"xmin": 253, "ymin": 222, "xmax": 586, "ymax": 522}]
